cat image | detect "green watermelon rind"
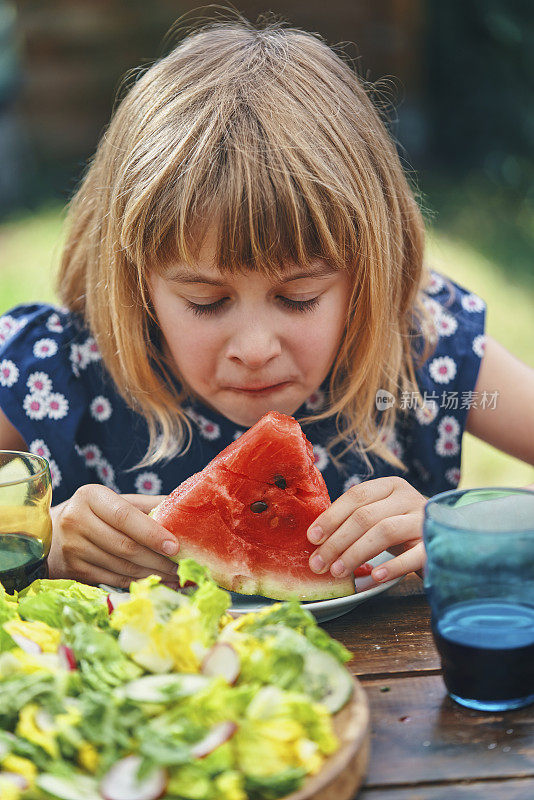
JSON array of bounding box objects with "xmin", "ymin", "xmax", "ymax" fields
[{"xmin": 165, "ymin": 540, "xmax": 355, "ymax": 602}]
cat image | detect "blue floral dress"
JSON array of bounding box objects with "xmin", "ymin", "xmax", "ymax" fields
[{"xmin": 0, "ymin": 271, "xmax": 486, "ymax": 505}]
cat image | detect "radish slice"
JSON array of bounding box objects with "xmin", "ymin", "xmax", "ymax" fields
[
  {"xmin": 302, "ymin": 648, "xmax": 354, "ymax": 713},
  {"xmin": 107, "ymin": 591, "xmax": 131, "ymax": 614},
  {"xmin": 100, "ymin": 756, "xmax": 167, "ymax": 800},
  {"xmin": 58, "ymin": 644, "xmax": 77, "ymax": 671},
  {"xmin": 37, "ymin": 774, "xmax": 101, "ymax": 799},
  {"xmin": 119, "ymin": 673, "xmax": 209, "ymax": 703},
  {"xmin": 190, "ymin": 721, "xmax": 238, "ymax": 758},
  {"xmin": 201, "ymin": 643, "xmax": 240, "ymax": 684},
  {"xmin": 354, "ymin": 575, "xmax": 377, "ymax": 592},
  {"xmin": 0, "ymin": 732, "xmax": 16, "ymax": 761},
  {"xmin": 35, "ymin": 708, "xmax": 55, "ymax": 731},
  {"xmin": 0, "ymin": 772, "xmax": 29, "ymax": 790},
  {"xmin": 11, "ymin": 633, "xmax": 41, "ymax": 654}
]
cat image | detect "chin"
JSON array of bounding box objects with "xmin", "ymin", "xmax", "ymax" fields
[{"xmin": 227, "ymin": 401, "xmax": 302, "ymax": 429}]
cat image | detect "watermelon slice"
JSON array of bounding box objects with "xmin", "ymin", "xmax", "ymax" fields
[{"xmin": 151, "ymin": 412, "xmax": 355, "ymax": 601}]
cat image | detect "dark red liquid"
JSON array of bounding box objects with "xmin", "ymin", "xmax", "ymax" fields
[{"xmin": 0, "ymin": 532, "xmax": 48, "ymax": 594}]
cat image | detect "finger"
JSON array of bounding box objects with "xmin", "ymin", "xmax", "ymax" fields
[
  {"xmin": 87, "ymin": 487, "xmax": 179, "ymax": 557},
  {"xmin": 323, "ymin": 513, "xmax": 422, "ymax": 578},
  {"xmin": 370, "ymin": 541, "xmax": 426, "ymax": 583},
  {"xmin": 306, "ymin": 477, "xmax": 402, "ymax": 545},
  {"xmin": 78, "ymin": 509, "xmax": 180, "ymax": 576},
  {"xmin": 308, "ymin": 493, "xmax": 418, "ymax": 574},
  {"xmin": 73, "ymin": 535, "xmax": 179, "ymax": 583},
  {"xmin": 121, "ymin": 494, "xmax": 167, "ymax": 513}
]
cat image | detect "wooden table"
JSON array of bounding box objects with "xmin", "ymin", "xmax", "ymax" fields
[{"xmin": 322, "ymin": 575, "xmax": 534, "ymax": 799}]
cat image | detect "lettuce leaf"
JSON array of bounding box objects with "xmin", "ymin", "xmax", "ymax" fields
[
  {"xmin": 66, "ymin": 623, "xmax": 142, "ymax": 688},
  {"xmin": 17, "ymin": 580, "xmax": 109, "ymax": 630},
  {"xmin": 0, "ymin": 583, "xmax": 19, "ymax": 651},
  {"xmin": 240, "ymin": 598, "xmax": 352, "ymax": 664}
]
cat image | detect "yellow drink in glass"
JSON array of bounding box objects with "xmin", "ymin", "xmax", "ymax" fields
[{"xmin": 0, "ymin": 451, "xmax": 52, "ymax": 593}]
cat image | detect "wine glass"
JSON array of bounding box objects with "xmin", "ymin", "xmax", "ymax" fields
[{"xmin": 0, "ymin": 450, "xmax": 52, "ymax": 594}]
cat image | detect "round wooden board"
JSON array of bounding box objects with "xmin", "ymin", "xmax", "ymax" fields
[{"xmin": 284, "ymin": 676, "xmax": 370, "ymax": 800}]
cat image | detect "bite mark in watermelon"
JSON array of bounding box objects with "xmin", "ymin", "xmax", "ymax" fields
[{"xmin": 151, "ymin": 411, "xmax": 355, "ymax": 601}]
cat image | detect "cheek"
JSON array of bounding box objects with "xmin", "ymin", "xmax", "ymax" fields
[
  {"xmin": 167, "ymin": 320, "xmax": 221, "ymax": 374},
  {"xmin": 300, "ymin": 307, "xmax": 345, "ymax": 355}
]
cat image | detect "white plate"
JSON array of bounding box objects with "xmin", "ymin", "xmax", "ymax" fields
[{"xmin": 228, "ymin": 551, "xmax": 403, "ymax": 623}]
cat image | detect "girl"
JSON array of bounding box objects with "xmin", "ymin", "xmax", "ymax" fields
[{"xmin": 1, "ymin": 17, "xmax": 533, "ymax": 591}]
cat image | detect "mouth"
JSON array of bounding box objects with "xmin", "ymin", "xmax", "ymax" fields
[{"xmin": 227, "ymin": 381, "xmax": 291, "ymax": 395}]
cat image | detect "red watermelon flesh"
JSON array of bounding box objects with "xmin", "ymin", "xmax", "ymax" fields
[{"xmin": 151, "ymin": 411, "xmax": 355, "ymax": 601}]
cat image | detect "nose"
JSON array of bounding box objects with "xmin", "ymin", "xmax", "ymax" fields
[{"xmin": 225, "ymin": 314, "xmax": 282, "ymax": 369}]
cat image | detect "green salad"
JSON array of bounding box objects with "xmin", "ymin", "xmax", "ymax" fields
[{"xmin": 0, "ymin": 560, "xmax": 354, "ymax": 800}]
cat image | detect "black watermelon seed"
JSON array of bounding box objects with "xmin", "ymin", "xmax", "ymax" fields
[
  {"xmin": 273, "ymin": 474, "xmax": 287, "ymax": 489},
  {"xmin": 250, "ymin": 501, "xmax": 268, "ymax": 513}
]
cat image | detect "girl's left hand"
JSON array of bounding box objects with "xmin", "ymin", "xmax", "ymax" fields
[{"xmin": 307, "ymin": 477, "xmax": 427, "ymax": 584}]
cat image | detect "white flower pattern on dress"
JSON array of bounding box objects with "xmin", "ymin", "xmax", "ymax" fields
[
  {"xmin": 435, "ymin": 435, "xmax": 460, "ymax": 458},
  {"xmin": 33, "ymin": 338, "xmax": 58, "ymax": 359},
  {"xmin": 461, "ymin": 293, "xmax": 485, "ymax": 313},
  {"xmin": 29, "ymin": 439, "xmax": 51, "ymax": 460},
  {"xmin": 198, "ymin": 416, "xmax": 220, "ymax": 440},
  {"xmin": 48, "ymin": 459, "xmax": 61, "ymax": 489},
  {"xmin": 0, "ymin": 359, "xmax": 19, "ymax": 387},
  {"xmin": 0, "ymin": 315, "xmax": 26, "ymax": 344},
  {"xmin": 428, "ymin": 356, "xmax": 457, "ymax": 384},
  {"xmin": 445, "ymin": 467, "xmax": 461, "ymax": 486},
  {"xmin": 70, "ymin": 343, "xmax": 89, "ymax": 375},
  {"xmin": 23, "ymin": 393, "xmax": 48, "ymax": 420},
  {"xmin": 233, "ymin": 430, "xmax": 244, "ymax": 440},
  {"xmin": 46, "ymin": 392, "xmax": 69, "ymax": 420},
  {"xmin": 46, "ymin": 313, "xmax": 64, "ymax": 333},
  {"xmin": 426, "ymin": 272, "xmax": 445, "ymax": 295},
  {"xmin": 472, "ymin": 334, "xmax": 486, "ymax": 358},
  {"xmin": 26, "ymin": 371, "xmax": 52, "ymax": 397},
  {"xmin": 412, "ymin": 459, "xmax": 431, "ymax": 483},
  {"xmin": 84, "ymin": 337, "xmax": 101, "ymax": 363},
  {"xmin": 134, "ymin": 472, "xmax": 162, "ymax": 495},
  {"xmin": 380, "ymin": 429, "xmax": 404, "ymax": 459},
  {"xmin": 438, "ymin": 416, "xmax": 460, "ymax": 438},
  {"xmin": 305, "ymin": 389, "xmax": 325, "ymax": 411},
  {"xmin": 77, "ymin": 444, "xmax": 103, "ymax": 467},
  {"xmin": 414, "ymin": 398, "xmax": 439, "ymax": 426},
  {"xmin": 184, "ymin": 407, "xmax": 201, "ymax": 424},
  {"xmin": 437, "ymin": 312, "xmax": 458, "ymax": 337},
  {"xmin": 312, "ymin": 444, "xmax": 329, "ymax": 471},
  {"xmin": 90, "ymin": 396, "xmax": 112, "ymax": 422},
  {"xmin": 343, "ymin": 474, "xmax": 362, "ymax": 492},
  {"xmin": 96, "ymin": 458, "xmax": 116, "ymax": 489}
]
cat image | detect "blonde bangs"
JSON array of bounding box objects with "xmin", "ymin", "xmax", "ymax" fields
[{"xmin": 57, "ymin": 16, "xmax": 438, "ymax": 471}]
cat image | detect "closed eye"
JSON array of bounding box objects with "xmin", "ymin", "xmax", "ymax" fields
[{"xmin": 185, "ymin": 296, "xmax": 321, "ymax": 317}]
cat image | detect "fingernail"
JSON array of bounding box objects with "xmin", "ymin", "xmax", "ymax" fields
[
  {"xmin": 307, "ymin": 525, "xmax": 323, "ymax": 544},
  {"xmin": 309, "ymin": 553, "xmax": 325, "ymax": 573},
  {"xmin": 331, "ymin": 559, "xmax": 347, "ymax": 577},
  {"xmin": 373, "ymin": 567, "xmax": 388, "ymax": 581},
  {"xmin": 162, "ymin": 539, "xmax": 179, "ymax": 556}
]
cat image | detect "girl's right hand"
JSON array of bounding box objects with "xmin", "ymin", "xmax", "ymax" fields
[{"xmin": 48, "ymin": 484, "xmax": 180, "ymax": 589}]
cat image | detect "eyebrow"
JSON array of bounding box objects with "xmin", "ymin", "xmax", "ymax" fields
[{"xmin": 164, "ymin": 265, "xmax": 338, "ymax": 285}]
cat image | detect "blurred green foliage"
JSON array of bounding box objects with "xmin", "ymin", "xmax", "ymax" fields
[{"xmin": 426, "ymin": 1, "xmax": 534, "ymax": 199}]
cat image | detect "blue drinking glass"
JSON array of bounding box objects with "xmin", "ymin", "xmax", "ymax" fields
[{"xmin": 423, "ymin": 487, "xmax": 534, "ymax": 712}]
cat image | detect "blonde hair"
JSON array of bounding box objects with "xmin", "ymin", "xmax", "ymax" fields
[{"xmin": 57, "ymin": 13, "xmax": 438, "ymax": 472}]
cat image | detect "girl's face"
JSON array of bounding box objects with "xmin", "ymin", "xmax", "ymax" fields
[{"xmin": 149, "ymin": 229, "xmax": 352, "ymax": 428}]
